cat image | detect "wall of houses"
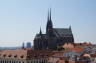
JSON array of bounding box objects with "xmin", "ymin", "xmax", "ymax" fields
[{"xmin": 0, "ymin": 58, "xmax": 48, "ymax": 63}]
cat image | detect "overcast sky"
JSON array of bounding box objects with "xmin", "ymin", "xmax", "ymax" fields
[{"xmin": 0, "ymin": 0, "xmax": 96, "ymax": 47}]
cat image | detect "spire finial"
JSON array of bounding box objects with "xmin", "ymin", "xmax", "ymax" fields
[
  {"xmin": 69, "ymin": 25, "xmax": 71, "ymax": 28},
  {"xmin": 47, "ymin": 8, "xmax": 52, "ymax": 21},
  {"xmin": 69, "ymin": 25, "xmax": 71, "ymax": 29},
  {"xmin": 69, "ymin": 25, "xmax": 72, "ymax": 33},
  {"xmin": 49, "ymin": 8, "xmax": 51, "ymax": 20},
  {"xmin": 47, "ymin": 10, "xmax": 49, "ymax": 21}
]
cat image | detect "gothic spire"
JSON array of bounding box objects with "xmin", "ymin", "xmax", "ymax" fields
[
  {"xmin": 46, "ymin": 9, "xmax": 53, "ymax": 37},
  {"xmin": 47, "ymin": 8, "xmax": 53, "ymax": 27},
  {"xmin": 47, "ymin": 8, "xmax": 52, "ymax": 21},
  {"xmin": 49, "ymin": 8, "xmax": 51, "ymax": 21},
  {"xmin": 47, "ymin": 10, "xmax": 49, "ymax": 21},
  {"xmin": 69, "ymin": 25, "xmax": 73, "ymax": 34},
  {"xmin": 39, "ymin": 27, "xmax": 42, "ymax": 35},
  {"xmin": 69, "ymin": 26, "xmax": 71, "ymax": 29}
]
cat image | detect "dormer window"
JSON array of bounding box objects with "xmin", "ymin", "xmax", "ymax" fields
[
  {"xmin": 20, "ymin": 55, "xmax": 24, "ymax": 58},
  {"xmin": 34, "ymin": 55, "xmax": 37, "ymax": 58},
  {"xmin": 8, "ymin": 55, "xmax": 11, "ymax": 57},
  {"xmin": 14, "ymin": 55, "xmax": 17, "ymax": 58},
  {"xmin": 3, "ymin": 54, "xmax": 6, "ymax": 57}
]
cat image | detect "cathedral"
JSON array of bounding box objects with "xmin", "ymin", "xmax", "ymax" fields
[{"xmin": 34, "ymin": 10, "xmax": 74, "ymax": 50}]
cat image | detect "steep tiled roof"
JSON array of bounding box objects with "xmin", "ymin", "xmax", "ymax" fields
[
  {"xmin": 53, "ymin": 28, "xmax": 73, "ymax": 37},
  {"xmin": 70, "ymin": 48, "xmax": 84, "ymax": 53},
  {"xmin": 35, "ymin": 28, "xmax": 73, "ymax": 38},
  {"xmin": 0, "ymin": 49, "xmax": 53, "ymax": 59},
  {"xmin": 0, "ymin": 49, "xmax": 27, "ymax": 59}
]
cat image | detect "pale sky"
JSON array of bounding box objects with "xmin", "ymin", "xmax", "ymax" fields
[{"xmin": 0, "ymin": 0, "xmax": 96, "ymax": 47}]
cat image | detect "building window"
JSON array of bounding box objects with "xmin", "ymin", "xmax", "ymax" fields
[
  {"xmin": 14, "ymin": 55, "xmax": 17, "ymax": 58},
  {"xmin": 21, "ymin": 55, "xmax": 24, "ymax": 58},
  {"xmin": 3, "ymin": 54, "xmax": 6, "ymax": 57},
  {"xmin": 8, "ymin": 54, "xmax": 11, "ymax": 57}
]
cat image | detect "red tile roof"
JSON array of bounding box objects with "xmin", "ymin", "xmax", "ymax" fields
[{"xmin": 0, "ymin": 49, "xmax": 53, "ymax": 59}]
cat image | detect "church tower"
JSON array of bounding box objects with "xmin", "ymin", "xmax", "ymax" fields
[
  {"xmin": 46, "ymin": 9, "xmax": 55, "ymax": 49},
  {"xmin": 34, "ymin": 10, "xmax": 74, "ymax": 50},
  {"xmin": 46, "ymin": 9, "xmax": 53, "ymax": 38}
]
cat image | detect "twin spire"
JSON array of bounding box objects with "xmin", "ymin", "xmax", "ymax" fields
[
  {"xmin": 40, "ymin": 9, "xmax": 52, "ymax": 35},
  {"xmin": 48, "ymin": 8, "xmax": 52, "ymax": 21}
]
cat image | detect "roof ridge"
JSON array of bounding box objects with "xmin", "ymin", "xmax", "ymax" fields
[{"xmin": 54, "ymin": 28, "xmax": 70, "ymax": 29}]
